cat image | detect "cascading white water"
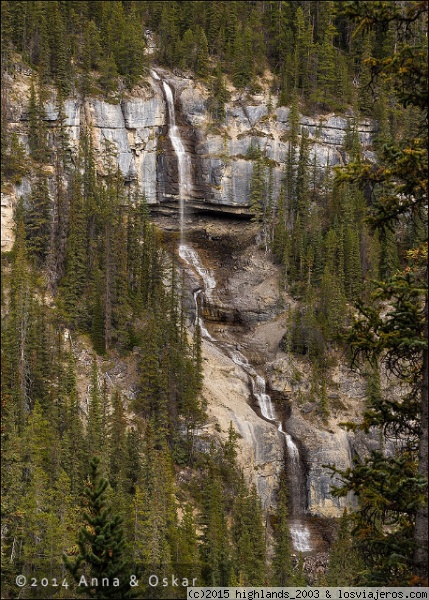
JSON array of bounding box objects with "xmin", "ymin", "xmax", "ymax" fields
[
  {"xmin": 229, "ymin": 350, "xmax": 277, "ymax": 422},
  {"xmin": 179, "ymin": 244, "xmax": 216, "ymax": 303},
  {"xmin": 155, "ymin": 66, "xmax": 311, "ymax": 553},
  {"xmin": 180, "ymin": 247, "xmax": 312, "ymax": 552},
  {"xmin": 161, "ymin": 80, "xmax": 192, "ymax": 243},
  {"xmin": 289, "ymin": 522, "xmax": 312, "ymax": 553},
  {"xmin": 227, "ymin": 329, "xmax": 312, "ymax": 552},
  {"xmin": 277, "ymin": 425, "xmax": 311, "ymax": 551},
  {"xmin": 193, "ymin": 289, "xmax": 215, "ymax": 341}
]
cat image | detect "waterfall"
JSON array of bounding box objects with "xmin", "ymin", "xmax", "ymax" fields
[
  {"xmin": 193, "ymin": 289, "xmax": 215, "ymax": 341},
  {"xmin": 153, "ymin": 69, "xmax": 311, "ymax": 553},
  {"xmin": 160, "ymin": 78, "xmax": 192, "ymax": 243},
  {"xmin": 179, "ymin": 244, "xmax": 216, "ymax": 303},
  {"xmin": 179, "ymin": 245, "xmax": 312, "ymax": 553}
]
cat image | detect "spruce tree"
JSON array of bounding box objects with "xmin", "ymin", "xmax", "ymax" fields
[
  {"xmin": 333, "ymin": 1, "xmax": 428, "ymax": 583},
  {"xmin": 62, "ymin": 167, "xmax": 87, "ymax": 323},
  {"xmin": 25, "ymin": 169, "xmax": 51, "ymax": 266},
  {"xmin": 177, "ymin": 503, "xmax": 200, "ymax": 581},
  {"xmin": 86, "ymin": 360, "xmax": 108, "ymax": 469},
  {"xmin": 108, "ymin": 390, "xmax": 127, "ymax": 491},
  {"xmin": 231, "ymin": 484, "xmax": 266, "ymax": 585},
  {"xmin": 27, "ymin": 78, "xmax": 49, "ymax": 163},
  {"xmin": 200, "ymin": 471, "xmax": 231, "ymax": 586},
  {"xmin": 272, "ymin": 472, "xmax": 294, "ymax": 585},
  {"xmin": 249, "ymin": 155, "xmax": 266, "ymax": 228},
  {"xmin": 195, "ymin": 25, "xmax": 210, "ymax": 79},
  {"xmin": 7, "ymin": 206, "xmax": 33, "ymax": 430},
  {"xmin": 64, "ymin": 457, "xmax": 134, "ymax": 599},
  {"xmin": 326, "ymin": 510, "xmax": 363, "ymax": 585}
]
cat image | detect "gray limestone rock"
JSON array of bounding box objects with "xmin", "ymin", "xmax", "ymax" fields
[
  {"xmin": 179, "ymin": 85, "xmax": 207, "ymax": 126},
  {"xmin": 244, "ymin": 104, "xmax": 268, "ymax": 127},
  {"xmin": 286, "ymin": 414, "xmax": 356, "ymax": 517},
  {"xmin": 275, "ymin": 106, "xmax": 291, "ymax": 123},
  {"xmin": 5, "ymin": 70, "xmax": 377, "ymax": 230},
  {"xmin": 121, "ymin": 95, "xmax": 165, "ymax": 129}
]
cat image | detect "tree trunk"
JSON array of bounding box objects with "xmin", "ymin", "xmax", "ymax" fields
[{"xmin": 414, "ymin": 293, "xmax": 428, "ymax": 582}]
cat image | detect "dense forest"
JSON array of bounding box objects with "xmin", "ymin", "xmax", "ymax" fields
[{"xmin": 1, "ymin": 1, "xmax": 428, "ymax": 598}]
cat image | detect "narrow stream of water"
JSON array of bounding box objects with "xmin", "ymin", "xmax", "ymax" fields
[
  {"xmin": 179, "ymin": 243, "xmax": 312, "ymax": 553},
  {"xmin": 154, "ymin": 70, "xmax": 312, "ymax": 553},
  {"xmin": 159, "ymin": 76, "xmax": 192, "ymax": 245}
]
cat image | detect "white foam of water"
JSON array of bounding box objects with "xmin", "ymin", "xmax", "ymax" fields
[
  {"xmin": 278, "ymin": 423, "xmax": 298, "ymax": 459},
  {"xmin": 284, "ymin": 432, "xmax": 300, "ymax": 462},
  {"xmin": 162, "ymin": 82, "xmax": 192, "ymax": 242},
  {"xmin": 193, "ymin": 289, "xmax": 215, "ymax": 341},
  {"xmin": 290, "ymin": 524, "xmax": 312, "ymax": 552},
  {"xmin": 230, "ymin": 350, "xmax": 252, "ymax": 372},
  {"xmin": 150, "ymin": 69, "xmax": 160, "ymax": 80},
  {"xmin": 253, "ymin": 375, "xmax": 276, "ymax": 421},
  {"xmin": 179, "ymin": 244, "xmax": 216, "ymax": 302},
  {"xmin": 180, "ymin": 242, "xmax": 312, "ymax": 553}
]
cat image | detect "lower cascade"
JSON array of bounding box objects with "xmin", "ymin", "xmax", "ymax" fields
[{"xmin": 179, "ymin": 242, "xmax": 312, "ymax": 553}]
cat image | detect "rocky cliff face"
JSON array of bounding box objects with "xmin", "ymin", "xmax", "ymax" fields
[
  {"xmin": 1, "ymin": 68, "xmax": 376, "ymax": 250},
  {"xmin": 2, "ymin": 67, "xmax": 378, "ymax": 524},
  {"xmin": 186, "ymin": 222, "xmax": 360, "ymax": 520}
]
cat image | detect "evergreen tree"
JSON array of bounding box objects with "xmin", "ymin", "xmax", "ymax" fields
[
  {"xmin": 108, "ymin": 390, "xmax": 127, "ymax": 491},
  {"xmin": 311, "ymin": 3, "xmax": 337, "ymax": 109},
  {"xmin": 91, "ymin": 269, "xmax": 106, "ymax": 355},
  {"xmin": 231, "ymin": 484, "xmax": 266, "ymax": 585},
  {"xmin": 272, "ymin": 472, "xmax": 294, "ymax": 585},
  {"xmin": 232, "ymin": 24, "xmax": 254, "ymax": 89},
  {"xmin": 99, "ymin": 53, "xmax": 119, "ymax": 95},
  {"xmin": 62, "ymin": 167, "xmax": 87, "ymax": 323},
  {"xmin": 177, "ymin": 503, "xmax": 200, "ymax": 579},
  {"xmin": 64, "ymin": 457, "xmax": 134, "ymax": 598},
  {"xmin": 194, "ymin": 25, "xmax": 210, "ymax": 79},
  {"xmin": 25, "ymin": 169, "xmax": 51, "ymax": 266},
  {"xmin": 131, "ymin": 442, "xmax": 178, "ymax": 596},
  {"xmin": 180, "ymin": 28, "xmax": 196, "ymax": 71},
  {"xmin": 326, "ymin": 510, "xmax": 363, "ymax": 585},
  {"xmin": 6, "ymin": 207, "xmax": 33, "ymax": 429},
  {"xmin": 27, "ymin": 78, "xmax": 49, "ymax": 163},
  {"xmin": 61, "ymin": 351, "xmax": 86, "ymax": 495},
  {"xmin": 80, "ymin": 20, "xmax": 101, "ymax": 96},
  {"xmin": 158, "ymin": 2, "xmax": 180, "ymax": 67},
  {"xmin": 48, "ymin": 1, "xmax": 70, "ymax": 94},
  {"xmin": 86, "ymin": 360, "xmax": 108, "ymax": 468},
  {"xmin": 117, "ymin": 5, "xmax": 146, "ymax": 89},
  {"xmin": 334, "ymin": 1, "xmax": 428, "ymax": 583},
  {"xmin": 200, "ymin": 471, "xmax": 231, "ymax": 586}
]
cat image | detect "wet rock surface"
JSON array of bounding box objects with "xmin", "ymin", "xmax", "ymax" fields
[
  {"xmin": 180, "ymin": 220, "xmax": 369, "ymax": 523},
  {"xmin": 199, "ymin": 341, "xmax": 284, "ymax": 512}
]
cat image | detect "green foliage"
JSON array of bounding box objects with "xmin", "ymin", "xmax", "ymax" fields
[
  {"xmin": 200, "ymin": 470, "xmax": 231, "ymax": 586},
  {"xmin": 271, "ymin": 473, "xmax": 294, "ymax": 585},
  {"xmin": 27, "ymin": 78, "xmax": 49, "ymax": 163},
  {"xmin": 2, "ymin": 132, "xmax": 28, "ymax": 184},
  {"xmin": 25, "ymin": 169, "xmax": 51, "ymax": 266},
  {"xmin": 2, "ymin": 0, "xmax": 427, "ymax": 591},
  {"xmin": 0, "ymin": 0, "xmax": 406, "ymax": 114},
  {"xmin": 208, "ymin": 65, "xmax": 230, "ymax": 123},
  {"xmin": 331, "ymin": 0, "xmax": 428, "ymax": 584},
  {"xmin": 231, "ymin": 485, "xmax": 266, "ymax": 585},
  {"xmin": 64, "ymin": 457, "xmax": 134, "ymax": 598},
  {"xmin": 326, "ymin": 510, "xmax": 364, "ymax": 585}
]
